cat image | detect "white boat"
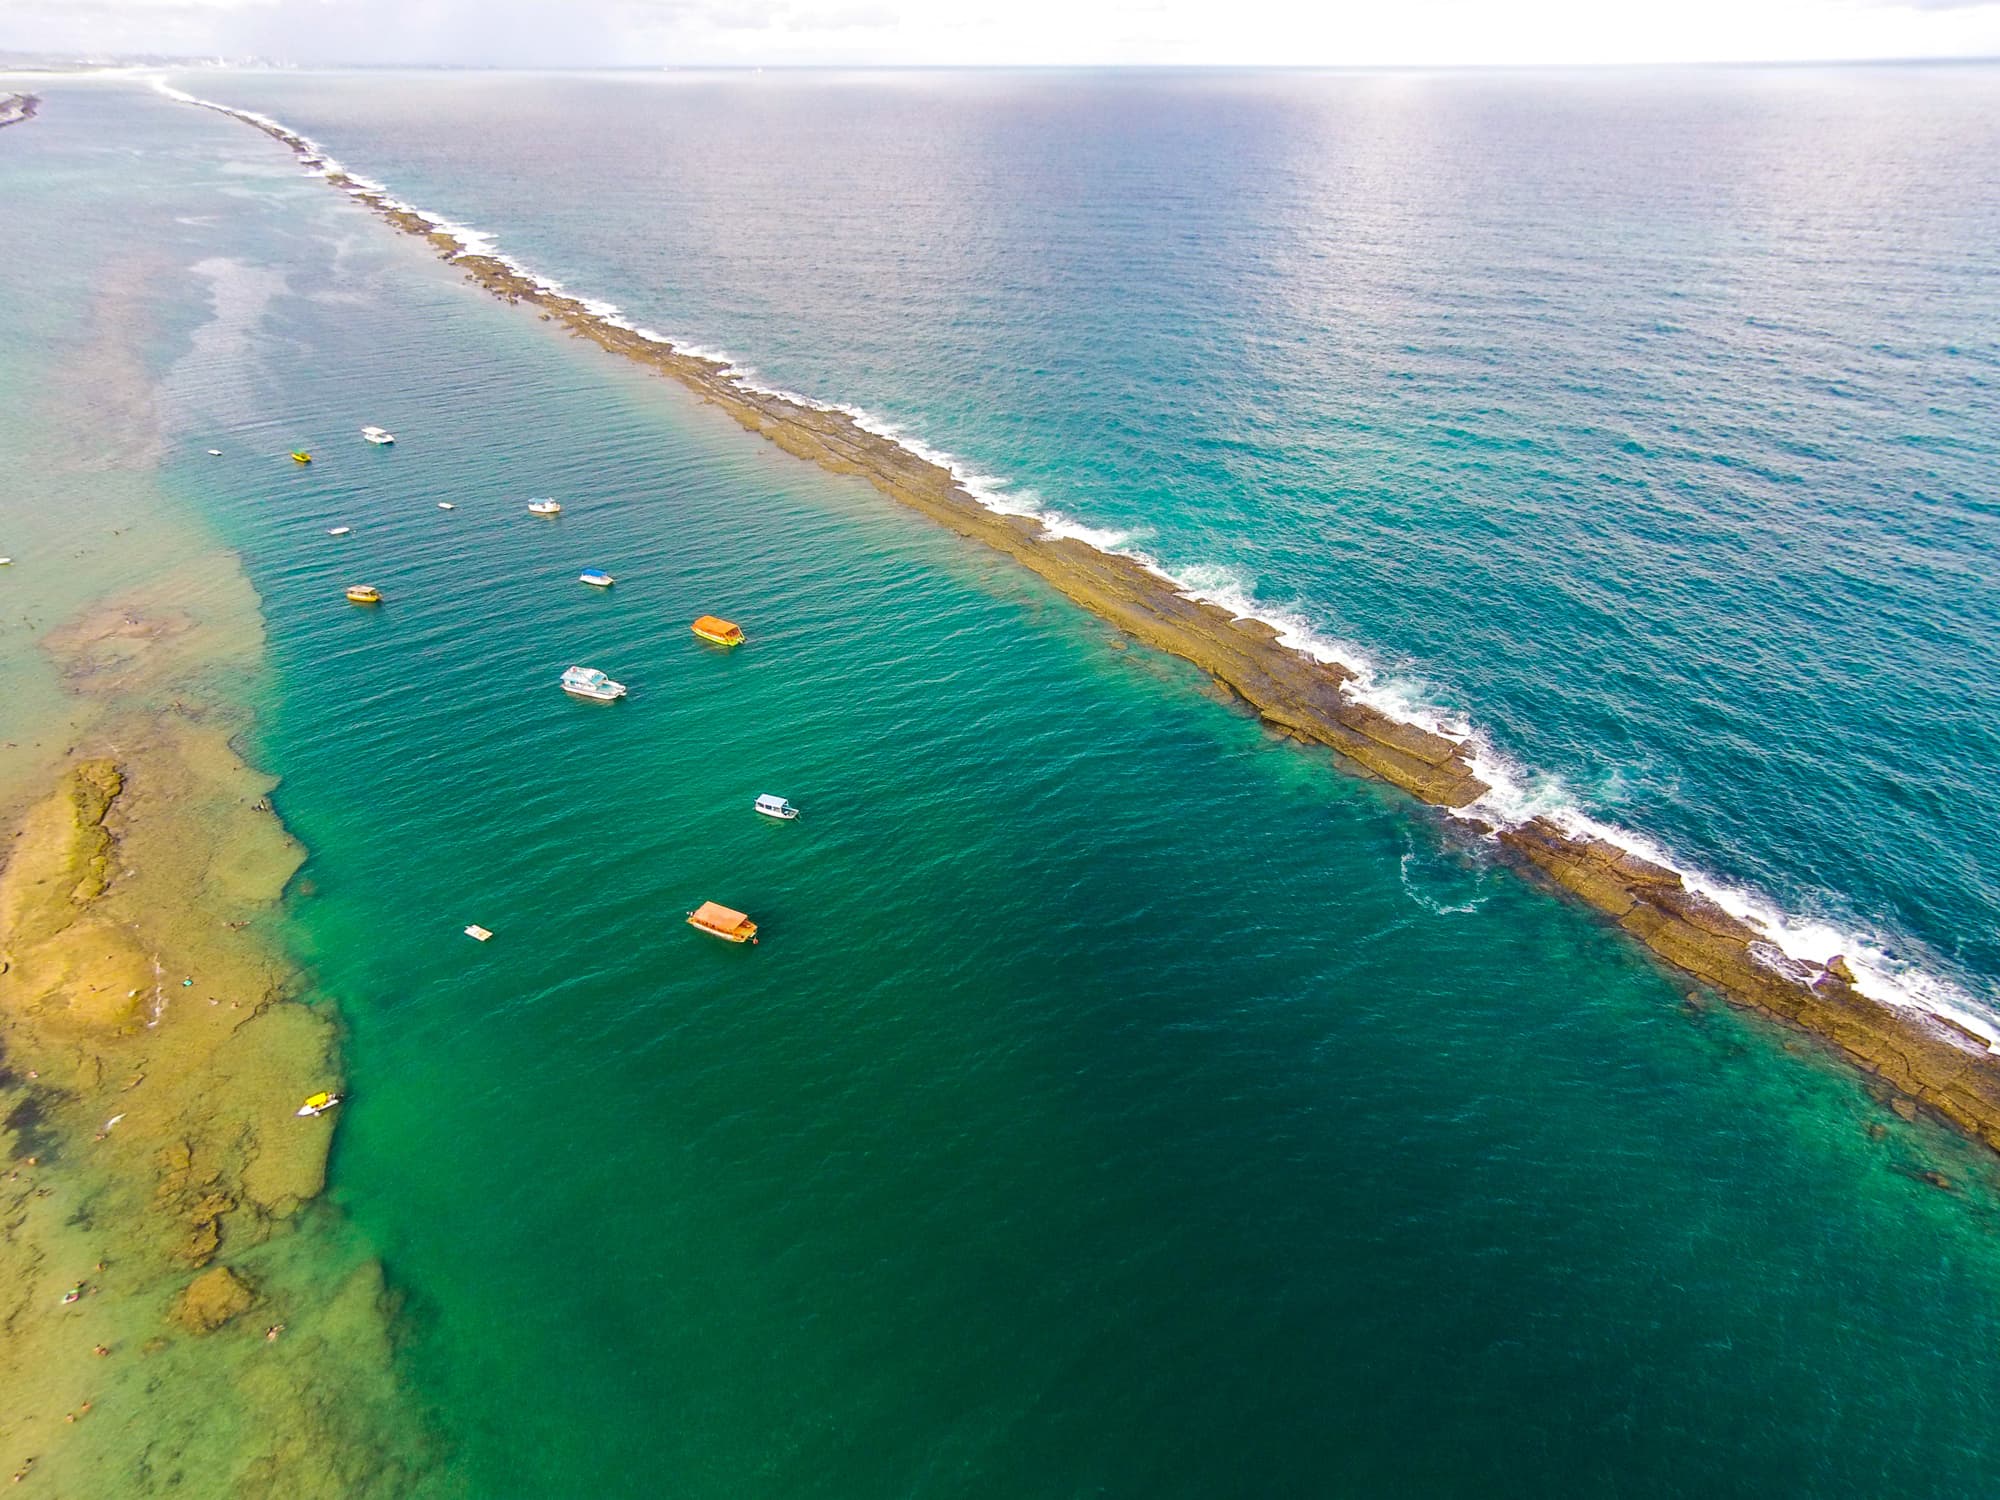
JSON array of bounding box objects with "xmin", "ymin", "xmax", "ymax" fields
[
  {"xmin": 206, "ymin": 448, "xmax": 222, "ymax": 456},
  {"xmin": 754, "ymin": 794, "xmax": 799, "ymax": 821},
  {"xmin": 528, "ymin": 499, "xmax": 562, "ymax": 516},
  {"xmin": 327, "ymin": 526, "xmax": 352, "ymax": 536},
  {"xmin": 579, "ymin": 570, "xmax": 615, "ymax": 588},
  {"xmin": 296, "ymin": 1091, "xmax": 342, "ymax": 1118},
  {"xmin": 560, "ymin": 665, "xmax": 626, "ymax": 702},
  {"xmin": 361, "ymin": 425, "xmax": 395, "ymax": 446},
  {"xmin": 438, "ymin": 502, "xmax": 456, "ymax": 510},
  {"xmin": 464, "ymin": 924, "xmax": 493, "ymax": 942}
]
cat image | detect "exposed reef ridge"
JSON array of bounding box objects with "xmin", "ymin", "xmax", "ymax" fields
[
  {"xmin": 0, "ymin": 94, "xmax": 41, "ymax": 129},
  {"xmin": 175, "ymin": 89, "xmax": 2000, "ymax": 1158}
]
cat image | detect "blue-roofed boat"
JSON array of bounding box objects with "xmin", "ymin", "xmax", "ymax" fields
[{"xmin": 579, "ymin": 570, "xmax": 615, "ymax": 588}]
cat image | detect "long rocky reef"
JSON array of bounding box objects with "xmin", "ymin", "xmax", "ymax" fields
[{"xmin": 179, "ymin": 92, "xmax": 2000, "ymax": 1160}]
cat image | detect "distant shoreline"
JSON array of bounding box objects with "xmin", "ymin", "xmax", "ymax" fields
[
  {"xmin": 0, "ymin": 94, "xmax": 40, "ymax": 128},
  {"xmin": 169, "ymin": 86, "xmax": 2000, "ymax": 1163}
]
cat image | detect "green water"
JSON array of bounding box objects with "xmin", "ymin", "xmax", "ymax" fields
[{"xmin": 12, "ymin": 78, "xmax": 2000, "ymax": 1499}]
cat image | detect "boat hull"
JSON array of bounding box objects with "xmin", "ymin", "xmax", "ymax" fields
[
  {"xmin": 562, "ymin": 685, "xmax": 625, "ymax": 701},
  {"xmin": 688, "ymin": 916, "xmax": 758, "ymax": 942}
]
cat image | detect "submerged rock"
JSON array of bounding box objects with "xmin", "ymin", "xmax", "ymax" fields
[{"xmin": 173, "ymin": 1264, "xmax": 255, "ymax": 1333}]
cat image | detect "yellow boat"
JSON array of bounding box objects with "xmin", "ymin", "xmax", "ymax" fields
[
  {"xmin": 295, "ymin": 1091, "xmax": 342, "ymax": 1118},
  {"xmin": 291, "ymin": 450, "xmax": 312, "ymax": 464},
  {"xmin": 345, "ymin": 585, "xmax": 382, "ymax": 605},
  {"xmin": 687, "ymin": 901, "xmax": 758, "ymax": 944},
  {"xmin": 690, "ymin": 615, "xmax": 744, "ymax": 647}
]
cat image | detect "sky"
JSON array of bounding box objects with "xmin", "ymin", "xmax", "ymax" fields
[{"xmin": 5, "ymin": 0, "xmax": 2000, "ymax": 68}]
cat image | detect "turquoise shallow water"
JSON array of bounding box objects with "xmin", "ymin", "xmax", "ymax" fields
[{"xmin": 9, "ymin": 75, "xmax": 2000, "ymax": 1497}]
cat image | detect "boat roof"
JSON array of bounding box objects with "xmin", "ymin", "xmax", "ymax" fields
[
  {"xmin": 692, "ymin": 615, "xmax": 740, "ymax": 633},
  {"xmin": 691, "ymin": 901, "xmax": 750, "ymax": 930}
]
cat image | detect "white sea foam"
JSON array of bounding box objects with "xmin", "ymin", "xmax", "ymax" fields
[{"xmin": 153, "ymin": 76, "xmax": 1997, "ymax": 1048}]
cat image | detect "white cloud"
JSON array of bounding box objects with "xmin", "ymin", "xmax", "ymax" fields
[{"xmin": 4, "ymin": 0, "xmax": 1999, "ymax": 65}]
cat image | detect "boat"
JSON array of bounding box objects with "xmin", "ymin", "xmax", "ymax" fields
[
  {"xmin": 687, "ymin": 901, "xmax": 758, "ymax": 944},
  {"xmin": 291, "ymin": 451, "xmax": 312, "ymax": 464},
  {"xmin": 360, "ymin": 425, "xmax": 395, "ymax": 445},
  {"xmin": 560, "ymin": 665, "xmax": 627, "ymax": 701},
  {"xmin": 438, "ymin": 502, "xmax": 456, "ymax": 510},
  {"xmin": 464, "ymin": 924, "xmax": 493, "ymax": 942},
  {"xmin": 206, "ymin": 448, "xmax": 222, "ymax": 456},
  {"xmin": 528, "ymin": 498, "xmax": 562, "ymax": 516},
  {"xmin": 691, "ymin": 615, "xmax": 744, "ymax": 647},
  {"xmin": 754, "ymin": 794, "xmax": 799, "ymax": 821},
  {"xmin": 327, "ymin": 526, "xmax": 352, "ymax": 537},
  {"xmin": 345, "ymin": 585, "xmax": 382, "ymax": 605},
  {"xmin": 296, "ymin": 1091, "xmax": 342, "ymax": 1118},
  {"xmin": 579, "ymin": 570, "xmax": 615, "ymax": 588}
]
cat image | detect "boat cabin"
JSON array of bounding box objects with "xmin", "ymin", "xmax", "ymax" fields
[
  {"xmin": 687, "ymin": 901, "xmax": 758, "ymax": 943},
  {"xmin": 560, "ymin": 665, "xmax": 627, "ymax": 700},
  {"xmin": 754, "ymin": 795, "xmax": 798, "ymax": 820},
  {"xmin": 691, "ymin": 615, "xmax": 744, "ymax": 646}
]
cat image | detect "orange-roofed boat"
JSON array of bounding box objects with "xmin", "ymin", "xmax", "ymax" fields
[
  {"xmin": 687, "ymin": 901, "xmax": 758, "ymax": 943},
  {"xmin": 690, "ymin": 615, "xmax": 744, "ymax": 647}
]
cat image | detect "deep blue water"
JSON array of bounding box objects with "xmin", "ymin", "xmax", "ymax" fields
[{"xmin": 9, "ymin": 72, "xmax": 2000, "ymax": 1499}]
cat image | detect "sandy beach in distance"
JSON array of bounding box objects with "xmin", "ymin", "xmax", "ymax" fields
[{"xmin": 164, "ymin": 86, "xmax": 2000, "ymax": 1171}]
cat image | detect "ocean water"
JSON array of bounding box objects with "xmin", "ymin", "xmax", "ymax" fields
[
  {"xmin": 9, "ymin": 72, "xmax": 2000, "ymax": 1498},
  {"xmin": 176, "ymin": 64, "xmax": 2000, "ymax": 1027}
]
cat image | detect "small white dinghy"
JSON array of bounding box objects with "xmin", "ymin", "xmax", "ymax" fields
[
  {"xmin": 206, "ymin": 448, "xmax": 223, "ymax": 456},
  {"xmin": 528, "ymin": 498, "xmax": 562, "ymax": 517},
  {"xmin": 327, "ymin": 526, "xmax": 352, "ymax": 537},
  {"xmin": 438, "ymin": 502, "xmax": 456, "ymax": 510},
  {"xmin": 579, "ymin": 570, "xmax": 615, "ymax": 588},
  {"xmin": 754, "ymin": 794, "xmax": 799, "ymax": 821},
  {"xmin": 560, "ymin": 665, "xmax": 627, "ymax": 702},
  {"xmin": 361, "ymin": 425, "xmax": 395, "ymax": 446}
]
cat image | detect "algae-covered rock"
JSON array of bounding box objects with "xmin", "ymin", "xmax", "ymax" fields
[
  {"xmin": 173, "ymin": 1264, "xmax": 255, "ymax": 1332},
  {"xmin": 66, "ymin": 759, "xmax": 124, "ymax": 903}
]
